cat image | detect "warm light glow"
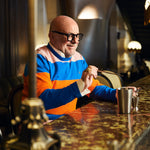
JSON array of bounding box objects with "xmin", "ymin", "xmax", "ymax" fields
[
  {"xmin": 128, "ymin": 41, "xmax": 142, "ymax": 53},
  {"xmin": 145, "ymin": 0, "xmax": 150, "ymax": 10},
  {"xmin": 128, "ymin": 41, "xmax": 142, "ymax": 50},
  {"xmin": 144, "ymin": 0, "xmax": 150, "ymax": 25},
  {"xmin": 78, "ymin": 5, "xmax": 101, "ymax": 19}
]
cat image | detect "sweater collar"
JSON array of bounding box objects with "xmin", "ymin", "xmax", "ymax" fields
[{"xmin": 47, "ymin": 43, "xmax": 72, "ymax": 61}]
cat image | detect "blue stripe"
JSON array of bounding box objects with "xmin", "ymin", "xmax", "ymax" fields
[
  {"xmin": 90, "ymin": 85, "xmax": 117, "ymax": 103},
  {"xmin": 46, "ymin": 114, "xmax": 64, "ymax": 120},
  {"xmin": 24, "ymin": 63, "xmax": 29, "ymax": 76},
  {"xmin": 37, "ymin": 54, "xmax": 50, "ymax": 73},
  {"xmin": 37, "ymin": 53, "xmax": 88, "ymax": 81},
  {"xmin": 47, "ymin": 114, "xmax": 64, "ymax": 120},
  {"xmin": 50, "ymin": 60, "xmax": 86, "ymax": 80}
]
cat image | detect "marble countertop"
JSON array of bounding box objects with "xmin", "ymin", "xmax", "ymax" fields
[{"xmin": 44, "ymin": 75, "xmax": 150, "ymax": 150}]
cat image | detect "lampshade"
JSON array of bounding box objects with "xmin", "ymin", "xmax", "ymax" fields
[
  {"xmin": 128, "ymin": 41, "xmax": 142, "ymax": 53},
  {"xmin": 78, "ymin": 5, "xmax": 102, "ymax": 19},
  {"xmin": 144, "ymin": 0, "xmax": 150, "ymax": 25}
]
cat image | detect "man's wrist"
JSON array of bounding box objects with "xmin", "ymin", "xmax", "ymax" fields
[{"xmin": 76, "ymin": 79, "xmax": 91, "ymax": 96}]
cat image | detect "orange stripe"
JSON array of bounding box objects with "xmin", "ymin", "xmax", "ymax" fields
[
  {"xmin": 22, "ymin": 73, "xmax": 52, "ymax": 99},
  {"xmin": 36, "ymin": 72, "xmax": 78, "ymax": 95},
  {"xmin": 88, "ymin": 78, "xmax": 103, "ymax": 91},
  {"xmin": 23, "ymin": 72, "xmax": 79, "ymax": 100},
  {"xmin": 36, "ymin": 72, "xmax": 52, "ymax": 97},
  {"xmin": 46, "ymin": 98, "xmax": 77, "ymax": 115}
]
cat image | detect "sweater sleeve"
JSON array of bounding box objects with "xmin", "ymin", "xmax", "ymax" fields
[
  {"xmin": 90, "ymin": 85, "xmax": 117, "ymax": 103},
  {"xmin": 39, "ymin": 82, "xmax": 82, "ymax": 110}
]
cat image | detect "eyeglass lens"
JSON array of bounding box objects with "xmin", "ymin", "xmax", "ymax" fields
[
  {"xmin": 67, "ymin": 33, "xmax": 83, "ymax": 41},
  {"xmin": 52, "ymin": 31, "xmax": 83, "ymax": 42}
]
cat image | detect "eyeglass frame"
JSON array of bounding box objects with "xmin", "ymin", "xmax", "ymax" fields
[{"xmin": 52, "ymin": 31, "xmax": 84, "ymax": 42}]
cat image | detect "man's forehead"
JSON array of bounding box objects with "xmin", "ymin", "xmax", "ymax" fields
[{"xmin": 52, "ymin": 16, "xmax": 79, "ymax": 32}]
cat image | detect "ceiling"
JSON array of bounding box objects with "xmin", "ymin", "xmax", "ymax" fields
[{"xmin": 116, "ymin": 0, "xmax": 150, "ymax": 60}]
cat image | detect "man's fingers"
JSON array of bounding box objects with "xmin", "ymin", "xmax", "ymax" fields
[{"xmin": 85, "ymin": 66, "xmax": 98, "ymax": 78}]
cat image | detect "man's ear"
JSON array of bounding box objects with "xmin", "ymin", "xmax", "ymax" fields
[
  {"xmin": 48, "ymin": 32, "xmax": 51, "ymax": 39},
  {"xmin": 48, "ymin": 32, "xmax": 53, "ymax": 42}
]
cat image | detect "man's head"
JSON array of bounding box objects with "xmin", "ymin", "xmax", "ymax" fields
[{"xmin": 49, "ymin": 15, "xmax": 83, "ymax": 58}]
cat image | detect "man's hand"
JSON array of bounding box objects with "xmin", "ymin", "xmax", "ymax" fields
[
  {"xmin": 81, "ymin": 65, "xmax": 98, "ymax": 90},
  {"xmin": 116, "ymin": 86, "xmax": 140, "ymax": 100}
]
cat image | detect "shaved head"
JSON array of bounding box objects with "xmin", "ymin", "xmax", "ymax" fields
[
  {"xmin": 50, "ymin": 15, "xmax": 79, "ymax": 33},
  {"xmin": 48, "ymin": 15, "xmax": 80, "ymax": 58}
]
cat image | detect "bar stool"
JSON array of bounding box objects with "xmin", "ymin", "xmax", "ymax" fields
[
  {"xmin": 8, "ymin": 84, "xmax": 24, "ymax": 135},
  {"xmin": 97, "ymin": 70, "xmax": 122, "ymax": 89}
]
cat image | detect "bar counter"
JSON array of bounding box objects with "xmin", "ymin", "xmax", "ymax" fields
[{"xmin": 44, "ymin": 75, "xmax": 150, "ymax": 150}]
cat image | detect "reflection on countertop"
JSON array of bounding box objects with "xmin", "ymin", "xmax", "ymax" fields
[{"xmin": 44, "ymin": 75, "xmax": 150, "ymax": 150}]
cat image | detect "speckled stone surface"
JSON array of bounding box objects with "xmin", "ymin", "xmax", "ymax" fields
[{"xmin": 44, "ymin": 75, "xmax": 150, "ymax": 150}]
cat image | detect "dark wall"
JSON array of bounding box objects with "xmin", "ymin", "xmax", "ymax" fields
[
  {"xmin": 0, "ymin": 0, "xmax": 28, "ymax": 78},
  {"xmin": 58, "ymin": 0, "xmax": 116, "ymax": 69},
  {"xmin": 0, "ymin": 0, "xmax": 117, "ymax": 78}
]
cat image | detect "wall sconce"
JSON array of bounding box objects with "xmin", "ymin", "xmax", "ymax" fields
[
  {"xmin": 144, "ymin": 0, "xmax": 150, "ymax": 25},
  {"xmin": 78, "ymin": 5, "xmax": 102, "ymax": 19},
  {"xmin": 128, "ymin": 41, "xmax": 142, "ymax": 53}
]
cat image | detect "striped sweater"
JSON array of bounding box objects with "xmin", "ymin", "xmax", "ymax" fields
[{"xmin": 22, "ymin": 43, "xmax": 117, "ymax": 120}]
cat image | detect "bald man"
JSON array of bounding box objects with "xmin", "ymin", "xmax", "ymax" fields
[{"xmin": 22, "ymin": 15, "xmax": 117, "ymax": 120}]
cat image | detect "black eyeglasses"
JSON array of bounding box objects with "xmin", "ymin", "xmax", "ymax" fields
[{"xmin": 52, "ymin": 31, "xmax": 83, "ymax": 42}]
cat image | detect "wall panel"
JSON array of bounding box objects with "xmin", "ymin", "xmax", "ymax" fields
[{"xmin": 0, "ymin": 0, "xmax": 28, "ymax": 78}]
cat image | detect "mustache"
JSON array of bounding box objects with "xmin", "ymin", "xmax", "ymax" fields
[{"xmin": 67, "ymin": 43, "xmax": 78, "ymax": 46}]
